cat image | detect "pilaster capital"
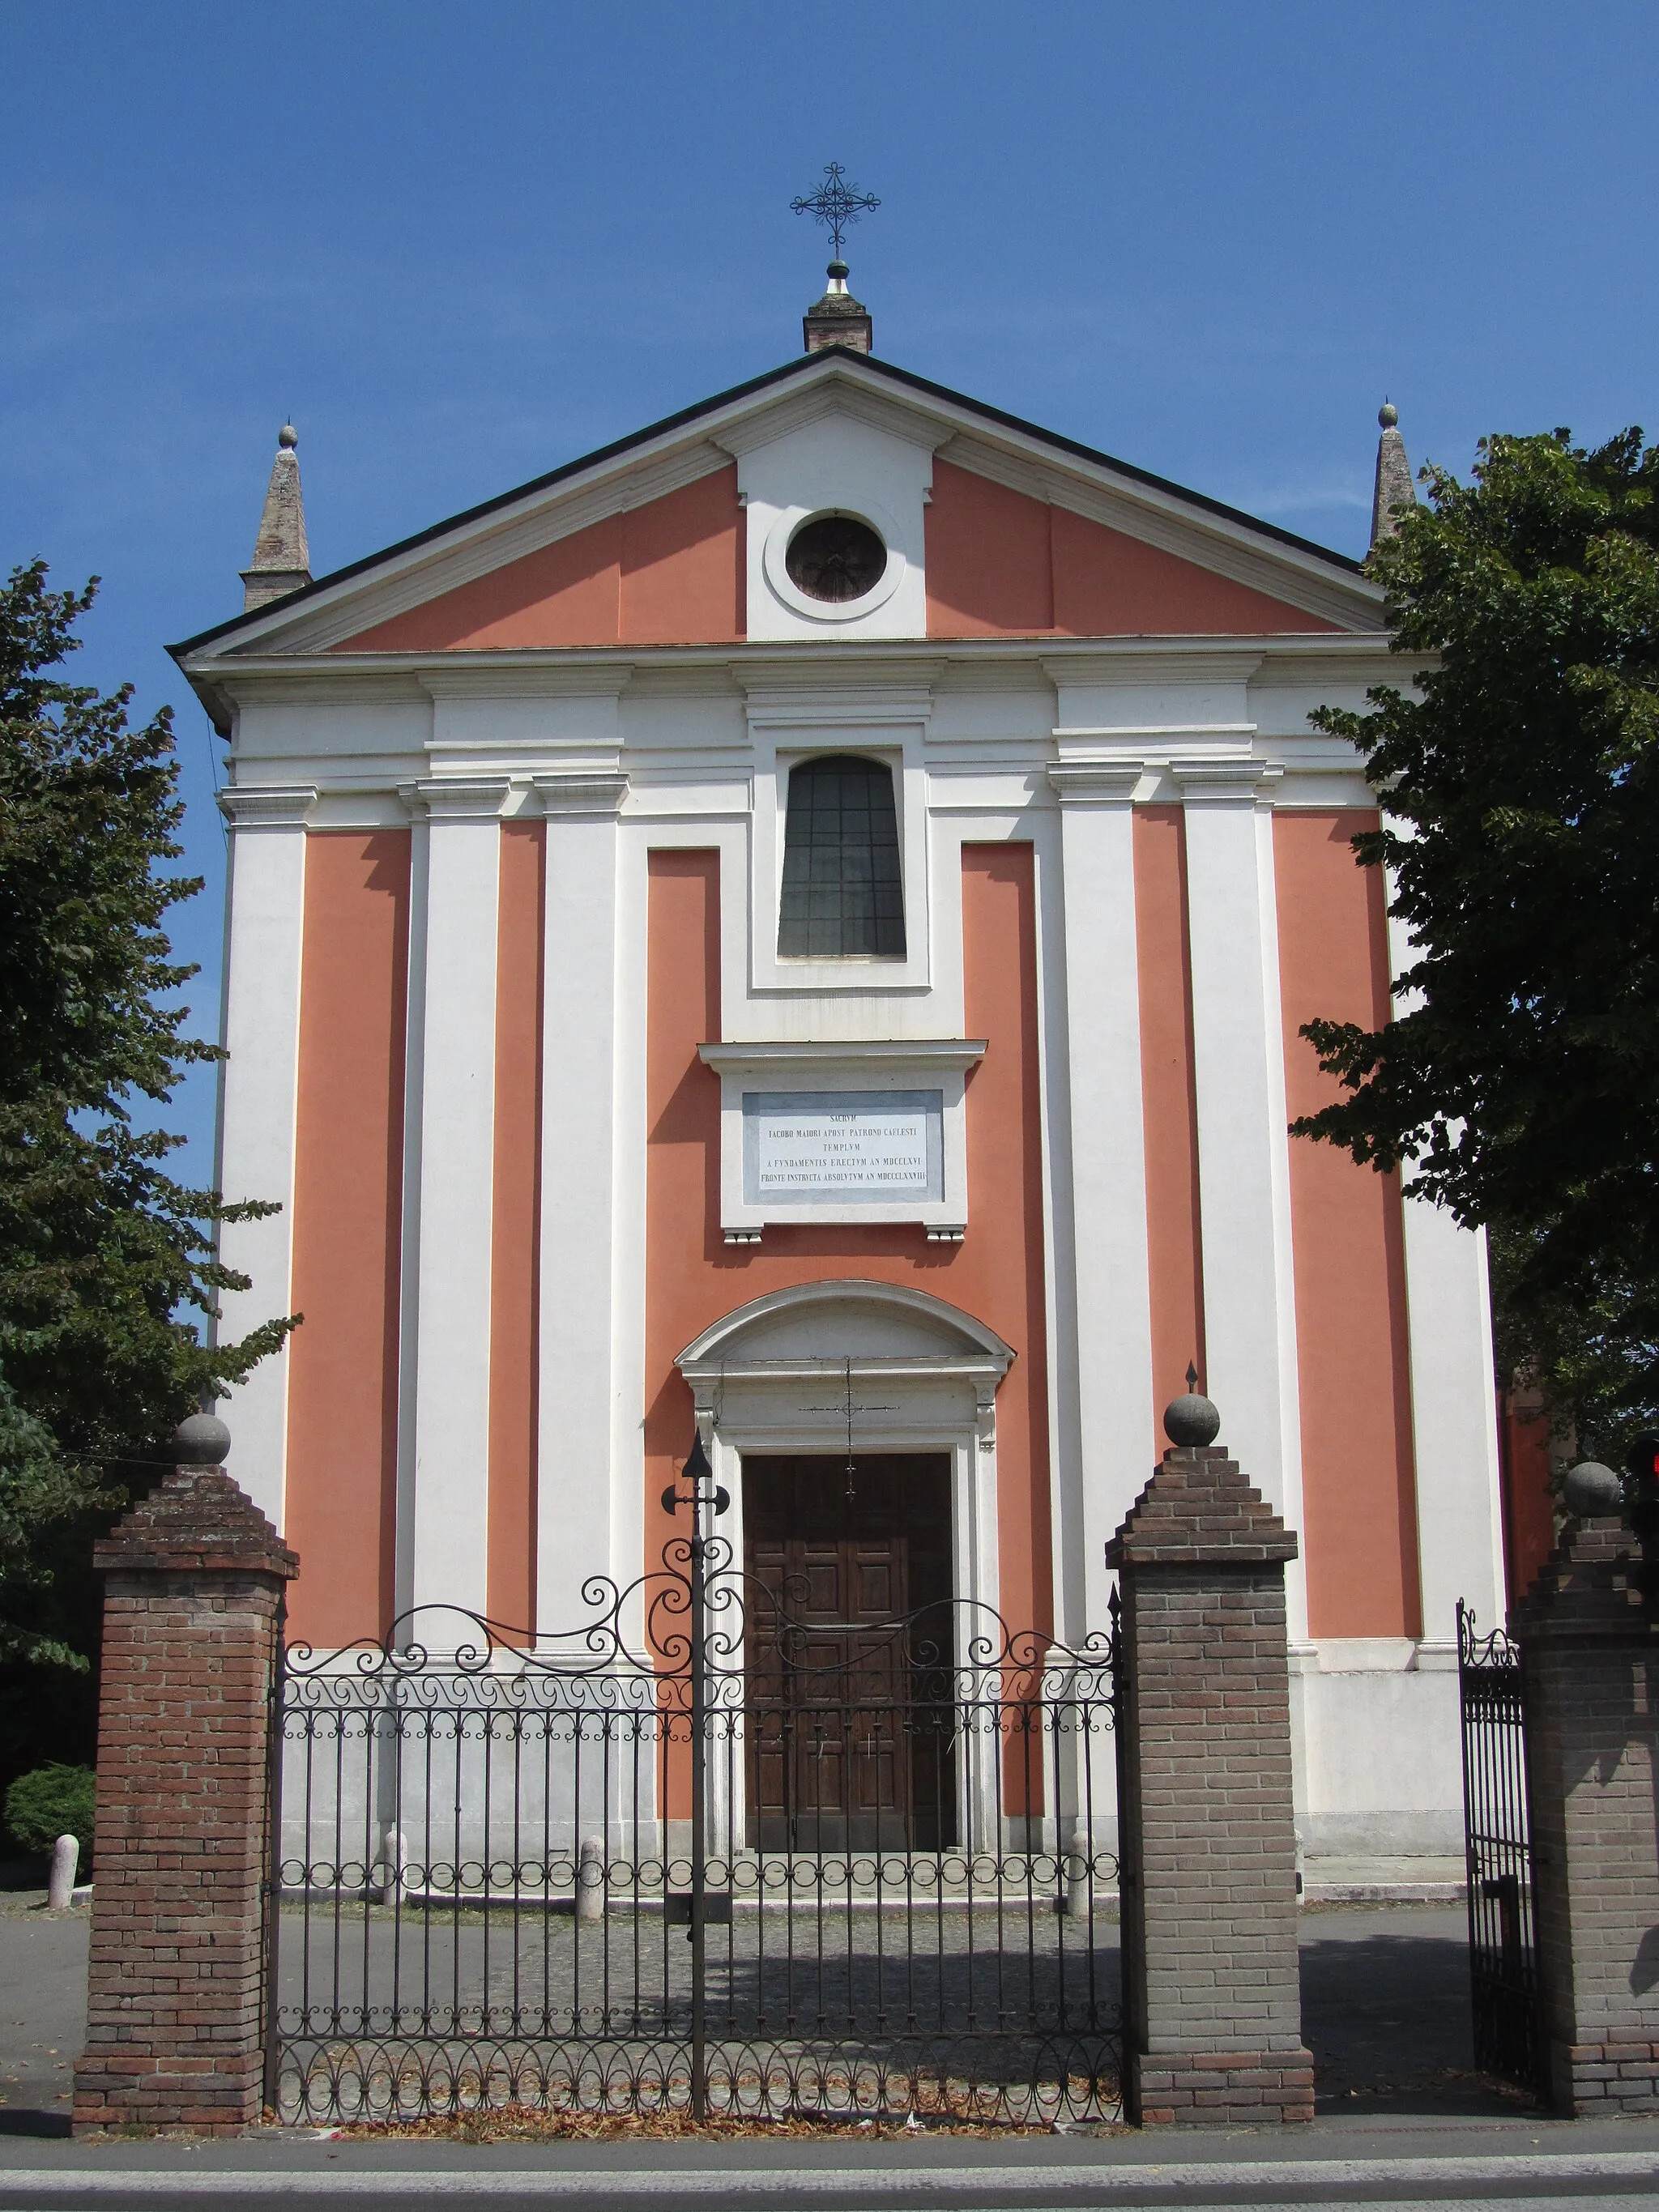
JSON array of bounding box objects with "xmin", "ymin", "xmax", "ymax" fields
[
  {"xmin": 1047, "ymin": 760, "xmax": 1147, "ymax": 807},
  {"xmin": 532, "ymin": 771, "xmax": 630, "ymax": 820},
  {"xmin": 399, "ymin": 777, "xmax": 514, "ymax": 823},
  {"xmin": 216, "ymin": 783, "xmax": 318, "ymax": 829},
  {"xmin": 1170, "ymin": 758, "xmax": 1284, "ymax": 806}
]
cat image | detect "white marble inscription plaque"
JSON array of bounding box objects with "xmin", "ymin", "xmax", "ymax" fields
[{"xmin": 742, "ymin": 1090, "xmax": 943, "ymax": 1205}]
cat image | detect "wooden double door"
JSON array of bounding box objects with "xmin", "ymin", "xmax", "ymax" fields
[{"xmin": 743, "ymin": 1453, "xmax": 957, "ymax": 1852}]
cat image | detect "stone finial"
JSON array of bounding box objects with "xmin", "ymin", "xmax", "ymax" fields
[
  {"xmin": 1163, "ymin": 1385, "xmax": 1221, "ymax": 1448},
  {"xmin": 804, "ymin": 261, "xmax": 873, "ymax": 356},
  {"xmin": 241, "ymin": 422, "xmax": 313, "ymax": 611},
  {"xmin": 171, "ymin": 1410, "xmax": 232, "ymax": 1466},
  {"xmin": 1563, "ymin": 1460, "xmax": 1623, "ymax": 1519},
  {"xmin": 1370, "ymin": 399, "xmax": 1416, "ymax": 548}
]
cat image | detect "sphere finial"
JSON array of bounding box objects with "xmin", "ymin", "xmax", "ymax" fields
[
  {"xmin": 1563, "ymin": 1460, "xmax": 1623, "ymax": 1518},
  {"xmin": 278, "ymin": 421, "xmax": 298, "ymax": 450},
  {"xmin": 1378, "ymin": 400, "xmax": 1398, "ymax": 430},
  {"xmin": 1163, "ymin": 1364, "xmax": 1221, "ymax": 1449},
  {"xmin": 171, "ymin": 1410, "xmax": 231, "ymax": 1466}
]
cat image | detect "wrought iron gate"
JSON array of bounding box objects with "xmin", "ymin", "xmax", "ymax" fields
[
  {"xmin": 1456, "ymin": 1600, "xmax": 1547, "ymax": 2099},
  {"xmin": 264, "ymin": 1464, "xmax": 1121, "ymax": 2125}
]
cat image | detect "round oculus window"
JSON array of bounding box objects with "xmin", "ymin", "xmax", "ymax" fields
[{"xmin": 784, "ymin": 513, "xmax": 887, "ymax": 603}]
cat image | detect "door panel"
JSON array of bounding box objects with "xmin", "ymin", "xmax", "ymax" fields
[{"xmin": 743, "ymin": 1454, "xmax": 955, "ymax": 1852}]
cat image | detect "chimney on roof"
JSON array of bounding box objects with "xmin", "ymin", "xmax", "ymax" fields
[
  {"xmin": 804, "ymin": 261, "xmax": 872, "ymax": 356},
  {"xmin": 1370, "ymin": 402, "xmax": 1416, "ymax": 550},
  {"xmin": 241, "ymin": 424, "xmax": 312, "ymax": 610}
]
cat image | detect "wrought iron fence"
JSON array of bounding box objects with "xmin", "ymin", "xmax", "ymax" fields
[
  {"xmin": 266, "ymin": 1486, "xmax": 1120, "ymax": 2126},
  {"xmin": 1456, "ymin": 1599, "xmax": 1546, "ymax": 2099}
]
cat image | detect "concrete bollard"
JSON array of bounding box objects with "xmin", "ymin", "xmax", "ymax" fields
[
  {"xmin": 48, "ymin": 1835, "xmax": 80, "ymax": 1912},
  {"xmin": 1062, "ymin": 1828, "xmax": 1089, "ymax": 1918},
  {"xmin": 376, "ymin": 1828, "xmax": 405, "ymax": 1907},
  {"xmin": 576, "ymin": 1836, "xmax": 606, "ymax": 1923}
]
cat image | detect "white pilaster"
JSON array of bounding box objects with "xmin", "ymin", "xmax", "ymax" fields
[
  {"xmin": 402, "ymin": 778, "xmax": 510, "ymax": 1621},
  {"xmin": 533, "ymin": 772, "xmax": 628, "ymax": 1631},
  {"xmin": 214, "ymin": 785, "xmax": 315, "ymax": 1529},
  {"xmin": 1400, "ymin": 1205, "xmax": 1506, "ymax": 1640},
  {"xmin": 1047, "ymin": 763, "xmax": 1155, "ymax": 1643},
  {"xmin": 1175, "ymin": 761, "xmax": 1307, "ymax": 1634},
  {"xmin": 1384, "ymin": 871, "xmax": 1506, "ymax": 1643}
]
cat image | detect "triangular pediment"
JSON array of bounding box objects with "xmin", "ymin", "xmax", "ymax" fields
[{"xmin": 173, "ymin": 352, "xmax": 1383, "ymax": 668}]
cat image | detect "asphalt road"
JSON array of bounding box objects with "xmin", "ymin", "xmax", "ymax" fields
[
  {"xmin": 1, "ymin": 2141, "xmax": 1659, "ymax": 2210},
  {"xmin": 0, "ymin": 1903, "xmax": 82, "ymax": 2133}
]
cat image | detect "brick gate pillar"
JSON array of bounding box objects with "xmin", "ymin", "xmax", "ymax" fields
[
  {"xmin": 1512, "ymin": 1471, "xmax": 1659, "ymax": 2115},
  {"xmin": 73, "ymin": 1414, "xmax": 298, "ymax": 2135},
  {"xmin": 1107, "ymin": 1392, "xmax": 1314, "ymax": 2125}
]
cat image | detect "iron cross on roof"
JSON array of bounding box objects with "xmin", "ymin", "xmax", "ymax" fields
[{"xmin": 790, "ymin": 163, "xmax": 880, "ymax": 262}]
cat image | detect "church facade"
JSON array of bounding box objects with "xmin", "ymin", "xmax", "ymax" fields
[{"xmin": 176, "ymin": 285, "xmax": 1503, "ymax": 1869}]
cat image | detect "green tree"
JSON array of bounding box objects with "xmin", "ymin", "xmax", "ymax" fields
[
  {"xmin": 1297, "ymin": 428, "xmax": 1659, "ymax": 1460},
  {"xmin": 0, "ymin": 560, "xmax": 292, "ymax": 1766}
]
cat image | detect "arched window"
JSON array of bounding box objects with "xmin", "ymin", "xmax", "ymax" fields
[{"xmin": 777, "ymin": 753, "xmax": 906, "ymax": 959}]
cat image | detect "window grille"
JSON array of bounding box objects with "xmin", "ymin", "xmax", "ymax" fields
[{"xmin": 777, "ymin": 754, "xmax": 906, "ymax": 959}]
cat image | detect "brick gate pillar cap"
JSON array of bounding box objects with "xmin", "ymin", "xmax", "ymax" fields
[
  {"xmin": 1510, "ymin": 1515, "xmax": 1657, "ymax": 1645},
  {"xmin": 1106, "ymin": 1445, "xmax": 1299, "ymax": 1568},
  {"xmin": 92, "ymin": 1464, "xmax": 298, "ymax": 1579}
]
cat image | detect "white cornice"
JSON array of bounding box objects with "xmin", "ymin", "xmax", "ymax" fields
[
  {"xmin": 1171, "ymin": 759, "xmax": 1286, "ymax": 803},
  {"xmin": 681, "ymin": 1351, "xmax": 1007, "ymax": 1387},
  {"xmin": 190, "ymin": 632, "xmax": 1393, "ymax": 687},
  {"xmin": 698, "ymin": 1039, "xmax": 987, "ymax": 1074},
  {"xmin": 1047, "ymin": 761, "xmax": 1147, "ymax": 805},
  {"xmin": 744, "ymin": 681, "xmax": 936, "ymax": 731},
  {"xmin": 1055, "ymin": 723, "xmax": 1257, "ymax": 744},
  {"xmin": 399, "ymin": 777, "xmax": 514, "ymax": 820},
  {"xmin": 531, "ymin": 771, "xmax": 629, "ymax": 819},
  {"xmin": 216, "ymin": 783, "xmax": 318, "ymax": 828},
  {"xmin": 417, "ymin": 664, "xmax": 634, "ymax": 701},
  {"xmin": 1044, "ymin": 650, "xmax": 1266, "ymax": 688}
]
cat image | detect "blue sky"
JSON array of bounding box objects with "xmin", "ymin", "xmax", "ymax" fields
[{"xmin": 4, "ymin": 0, "xmax": 1656, "ymax": 1186}]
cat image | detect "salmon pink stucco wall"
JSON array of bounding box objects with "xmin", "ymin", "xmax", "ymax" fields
[
  {"xmin": 1273, "ymin": 811, "xmax": 1421, "ymax": 1640},
  {"xmin": 338, "ymin": 467, "xmax": 744, "ymax": 652},
  {"xmin": 285, "ymin": 830, "xmax": 411, "ymax": 1647},
  {"xmin": 642, "ymin": 846, "xmax": 1054, "ymax": 1640},
  {"xmin": 924, "ymin": 459, "xmax": 1341, "ymax": 638},
  {"xmin": 1133, "ymin": 806, "xmax": 1207, "ymax": 1449},
  {"xmin": 1500, "ymin": 1400, "xmax": 1555, "ymax": 1605}
]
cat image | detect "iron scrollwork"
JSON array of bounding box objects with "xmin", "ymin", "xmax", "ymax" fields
[
  {"xmin": 268, "ymin": 1526, "xmax": 1122, "ymax": 2127},
  {"xmin": 1457, "ymin": 1600, "xmax": 1547, "ymax": 2100}
]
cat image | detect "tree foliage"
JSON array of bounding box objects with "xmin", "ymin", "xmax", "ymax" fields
[
  {"xmin": 0, "ymin": 560, "xmax": 292, "ymax": 1730},
  {"xmin": 1297, "ymin": 428, "xmax": 1659, "ymax": 1456},
  {"xmin": 3, "ymin": 1761, "xmax": 96, "ymax": 1861}
]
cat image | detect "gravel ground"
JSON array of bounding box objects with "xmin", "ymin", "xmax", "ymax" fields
[{"xmin": 0, "ymin": 1898, "xmax": 1508, "ymax": 2134}]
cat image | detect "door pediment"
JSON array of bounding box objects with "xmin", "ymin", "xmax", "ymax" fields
[{"xmin": 676, "ymin": 1279, "xmax": 1013, "ymax": 1383}]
